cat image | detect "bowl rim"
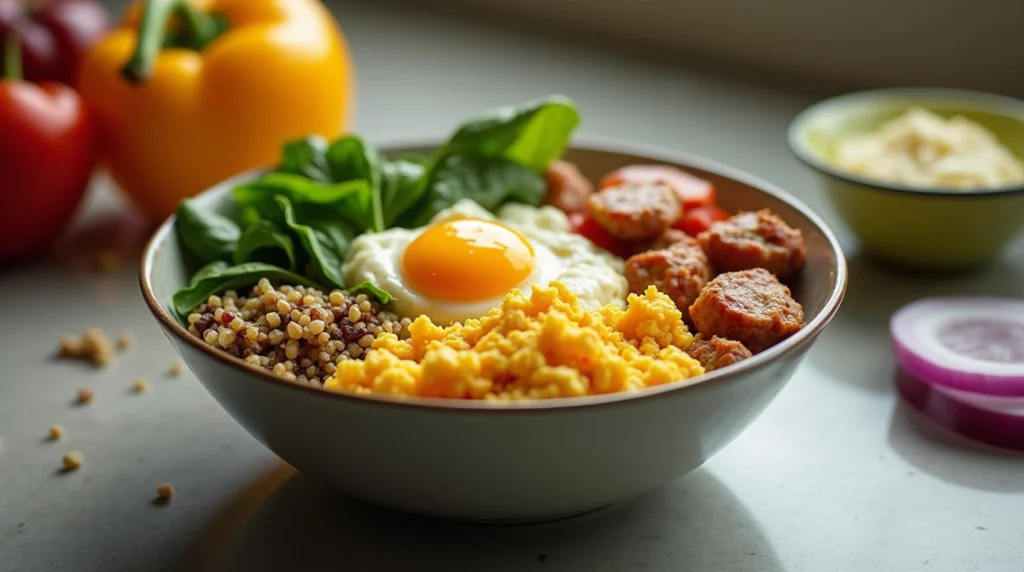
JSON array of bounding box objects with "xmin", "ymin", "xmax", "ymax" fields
[
  {"xmin": 787, "ymin": 87, "xmax": 1024, "ymax": 197},
  {"xmin": 139, "ymin": 135, "xmax": 848, "ymax": 413}
]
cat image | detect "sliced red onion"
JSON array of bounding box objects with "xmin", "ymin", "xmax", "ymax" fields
[
  {"xmin": 890, "ymin": 297, "xmax": 1024, "ymax": 397},
  {"xmin": 896, "ymin": 370, "xmax": 1024, "ymax": 451}
]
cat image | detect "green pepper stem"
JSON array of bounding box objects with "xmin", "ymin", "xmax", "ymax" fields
[
  {"xmin": 3, "ymin": 30, "xmax": 22, "ymax": 81},
  {"xmin": 121, "ymin": 0, "xmax": 222, "ymax": 84},
  {"xmin": 176, "ymin": 1, "xmax": 221, "ymax": 51}
]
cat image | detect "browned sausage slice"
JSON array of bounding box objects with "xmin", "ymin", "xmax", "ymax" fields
[
  {"xmin": 688, "ymin": 268, "xmax": 805, "ymax": 352},
  {"xmin": 687, "ymin": 335, "xmax": 753, "ymax": 371},
  {"xmin": 543, "ymin": 160, "xmax": 593, "ymax": 215},
  {"xmin": 697, "ymin": 209, "xmax": 806, "ymax": 279},
  {"xmin": 586, "ymin": 182, "xmax": 682, "ymax": 241},
  {"xmin": 624, "ymin": 237, "xmax": 711, "ymax": 320}
]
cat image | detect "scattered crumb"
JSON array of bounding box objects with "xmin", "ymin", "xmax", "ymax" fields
[
  {"xmin": 116, "ymin": 331, "xmax": 135, "ymax": 350},
  {"xmin": 95, "ymin": 249, "xmax": 119, "ymax": 272},
  {"xmin": 168, "ymin": 361, "xmax": 184, "ymax": 377},
  {"xmin": 59, "ymin": 335, "xmax": 82, "ymax": 357},
  {"xmin": 62, "ymin": 450, "xmax": 84, "ymax": 471},
  {"xmin": 48, "ymin": 425, "xmax": 65, "ymax": 441},
  {"xmin": 155, "ymin": 483, "xmax": 174, "ymax": 502},
  {"xmin": 58, "ymin": 329, "xmax": 114, "ymax": 366},
  {"xmin": 76, "ymin": 389, "xmax": 94, "ymax": 405},
  {"xmin": 131, "ymin": 379, "xmax": 149, "ymax": 393}
]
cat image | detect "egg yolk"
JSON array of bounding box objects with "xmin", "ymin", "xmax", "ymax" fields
[{"xmin": 402, "ymin": 219, "xmax": 535, "ymax": 302}]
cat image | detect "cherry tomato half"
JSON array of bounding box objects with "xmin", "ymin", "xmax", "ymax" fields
[
  {"xmin": 568, "ymin": 212, "xmax": 632, "ymax": 259},
  {"xmin": 675, "ymin": 205, "xmax": 729, "ymax": 237},
  {"xmin": 600, "ymin": 165, "xmax": 716, "ymax": 209}
]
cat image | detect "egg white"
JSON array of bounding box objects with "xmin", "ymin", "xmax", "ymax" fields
[{"xmin": 343, "ymin": 200, "xmax": 627, "ymax": 325}]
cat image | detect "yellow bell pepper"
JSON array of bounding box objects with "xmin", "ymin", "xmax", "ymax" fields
[{"xmin": 78, "ymin": 0, "xmax": 352, "ymax": 220}]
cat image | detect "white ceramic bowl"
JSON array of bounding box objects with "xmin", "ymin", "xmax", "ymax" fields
[{"xmin": 140, "ymin": 139, "xmax": 847, "ymax": 522}]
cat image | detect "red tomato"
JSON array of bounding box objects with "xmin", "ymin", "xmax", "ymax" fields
[
  {"xmin": 0, "ymin": 79, "xmax": 96, "ymax": 262},
  {"xmin": 675, "ymin": 205, "xmax": 730, "ymax": 237},
  {"xmin": 600, "ymin": 165, "xmax": 717, "ymax": 209},
  {"xmin": 568, "ymin": 213, "xmax": 632, "ymax": 259}
]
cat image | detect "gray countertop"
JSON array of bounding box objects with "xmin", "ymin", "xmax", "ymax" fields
[{"xmin": 1, "ymin": 3, "xmax": 1022, "ymax": 571}]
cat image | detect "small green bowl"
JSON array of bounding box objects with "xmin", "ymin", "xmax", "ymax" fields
[{"xmin": 788, "ymin": 88, "xmax": 1024, "ymax": 270}]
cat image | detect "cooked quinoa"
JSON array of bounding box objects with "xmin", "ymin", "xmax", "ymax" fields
[
  {"xmin": 186, "ymin": 279, "xmax": 412, "ymax": 387},
  {"xmin": 58, "ymin": 328, "xmax": 114, "ymax": 366}
]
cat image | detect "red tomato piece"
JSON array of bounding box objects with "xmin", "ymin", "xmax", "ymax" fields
[
  {"xmin": 569, "ymin": 213, "xmax": 632, "ymax": 259},
  {"xmin": 0, "ymin": 80, "xmax": 96, "ymax": 262},
  {"xmin": 600, "ymin": 165, "xmax": 717, "ymax": 209},
  {"xmin": 675, "ymin": 205, "xmax": 730, "ymax": 237}
]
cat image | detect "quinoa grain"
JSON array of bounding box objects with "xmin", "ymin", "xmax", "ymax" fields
[
  {"xmin": 155, "ymin": 483, "xmax": 174, "ymax": 502},
  {"xmin": 169, "ymin": 361, "xmax": 184, "ymax": 377},
  {"xmin": 76, "ymin": 389, "xmax": 94, "ymax": 405},
  {"xmin": 131, "ymin": 379, "xmax": 149, "ymax": 393},
  {"xmin": 62, "ymin": 450, "xmax": 84, "ymax": 471},
  {"xmin": 116, "ymin": 331, "xmax": 134, "ymax": 350},
  {"xmin": 49, "ymin": 425, "xmax": 65, "ymax": 440},
  {"xmin": 185, "ymin": 281, "xmax": 408, "ymax": 380},
  {"xmin": 58, "ymin": 329, "xmax": 115, "ymax": 366}
]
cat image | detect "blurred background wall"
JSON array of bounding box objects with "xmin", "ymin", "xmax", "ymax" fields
[
  {"xmin": 94, "ymin": 0, "xmax": 1023, "ymax": 98},
  {"xmin": 388, "ymin": 0, "xmax": 1024, "ymax": 98}
]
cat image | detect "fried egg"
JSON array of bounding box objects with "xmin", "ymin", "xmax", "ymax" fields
[{"xmin": 343, "ymin": 200, "xmax": 627, "ymax": 325}]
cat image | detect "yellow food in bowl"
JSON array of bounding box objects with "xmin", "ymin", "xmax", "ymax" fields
[
  {"xmin": 324, "ymin": 281, "xmax": 704, "ymax": 400},
  {"xmin": 833, "ymin": 107, "xmax": 1024, "ymax": 190}
]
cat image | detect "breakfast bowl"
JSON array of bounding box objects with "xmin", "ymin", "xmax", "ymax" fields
[
  {"xmin": 141, "ymin": 136, "xmax": 846, "ymax": 523},
  {"xmin": 788, "ymin": 88, "xmax": 1024, "ymax": 270}
]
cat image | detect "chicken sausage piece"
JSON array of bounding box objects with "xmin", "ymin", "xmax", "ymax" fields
[
  {"xmin": 687, "ymin": 335, "xmax": 753, "ymax": 372},
  {"xmin": 624, "ymin": 237, "xmax": 711, "ymax": 318},
  {"xmin": 688, "ymin": 268, "xmax": 804, "ymax": 352},
  {"xmin": 543, "ymin": 160, "xmax": 593, "ymax": 215},
  {"xmin": 635, "ymin": 228, "xmax": 691, "ymax": 254},
  {"xmin": 587, "ymin": 182, "xmax": 682, "ymax": 241},
  {"xmin": 697, "ymin": 209, "xmax": 806, "ymax": 279}
]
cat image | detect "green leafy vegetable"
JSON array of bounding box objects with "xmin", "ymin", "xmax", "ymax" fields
[
  {"xmin": 398, "ymin": 154, "xmax": 546, "ymax": 228},
  {"xmin": 232, "ymin": 173, "xmax": 371, "ymax": 230},
  {"xmin": 233, "ymin": 220, "xmax": 296, "ymax": 271},
  {"xmin": 190, "ymin": 260, "xmax": 231, "ymax": 284},
  {"xmin": 175, "ymin": 199, "xmax": 241, "ymax": 263},
  {"xmin": 279, "ymin": 136, "xmax": 332, "ymax": 182},
  {"xmin": 352, "ymin": 281, "xmax": 392, "ymax": 305},
  {"xmin": 274, "ymin": 195, "xmax": 354, "ymax": 289},
  {"xmin": 441, "ymin": 95, "xmax": 580, "ymax": 172},
  {"xmin": 380, "ymin": 159, "xmax": 427, "ymax": 227},
  {"xmin": 323, "ymin": 135, "xmax": 384, "ymax": 232},
  {"xmin": 171, "ymin": 262, "xmax": 321, "ymax": 318}
]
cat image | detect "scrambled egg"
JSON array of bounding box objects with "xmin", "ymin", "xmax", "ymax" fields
[{"xmin": 323, "ymin": 282, "xmax": 704, "ymax": 400}]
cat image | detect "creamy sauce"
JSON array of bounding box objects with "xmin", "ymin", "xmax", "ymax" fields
[{"xmin": 833, "ymin": 107, "xmax": 1024, "ymax": 190}]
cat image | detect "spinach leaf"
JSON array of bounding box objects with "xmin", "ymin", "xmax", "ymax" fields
[
  {"xmin": 351, "ymin": 281, "xmax": 392, "ymax": 305},
  {"xmin": 175, "ymin": 199, "xmax": 241, "ymax": 263},
  {"xmin": 324, "ymin": 135, "xmax": 384, "ymax": 232},
  {"xmin": 233, "ymin": 220, "xmax": 296, "ymax": 271},
  {"xmin": 442, "ymin": 95, "xmax": 580, "ymax": 172},
  {"xmin": 232, "ymin": 173, "xmax": 372, "ymax": 231},
  {"xmin": 278, "ymin": 136, "xmax": 332, "ymax": 182},
  {"xmin": 274, "ymin": 196, "xmax": 354, "ymax": 289},
  {"xmin": 172, "ymin": 262, "xmax": 321, "ymax": 317},
  {"xmin": 190, "ymin": 260, "xmax": 230, "ymax": 284},
  {"xmin": 397, "ymin": 154, "xmax": 546, "ymax": 228},
  {"xmin": 380, "ymin": 159, "xmax": 427, "ymax": 227}
]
